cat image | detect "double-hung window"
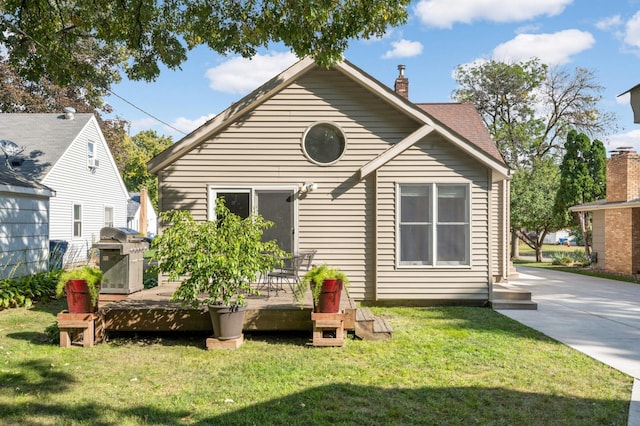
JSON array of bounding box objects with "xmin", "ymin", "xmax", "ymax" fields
[
  {"xmin": 73, "ymin": 204, "xmax": 82, "ymax": 237},
  {"xmin": 104, "ymin": 206, "xmax": 114, "ymax": 228},
  {"xmin": 398, "ymin": 183, "xmax": 470, "ymax": 267}
]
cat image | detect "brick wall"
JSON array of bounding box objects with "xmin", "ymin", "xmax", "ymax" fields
[
  {"xmin": 606, "ymin": 153, "xmax": 640, "ymax": 203},
  {"xmin": 633, "ymin": 208, "xmax": 640, "ymax": 274},
  {"xmin": 605, "ymin": 208, "xmax": 633, "ymax": 274}
]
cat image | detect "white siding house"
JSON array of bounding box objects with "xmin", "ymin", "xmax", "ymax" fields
[
  {"xmin": 0, "ymin": 112, "xmax": 129, "ymax": 266},
  {"xmin": 0, "ymin": 169, "xmax": 55, "ymax": 278},
  {"xmin": 148, "ymin": 58, "xmax": 512, "ymax": 305}
]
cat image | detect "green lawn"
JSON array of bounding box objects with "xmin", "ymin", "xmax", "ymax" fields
[
  {"xmin": 0, "ymin": 299, "xmax": 631, "ymax": 425},
  {"xmin": 515, "ymin": 243, "xmax": 640, "ymax": 284}
]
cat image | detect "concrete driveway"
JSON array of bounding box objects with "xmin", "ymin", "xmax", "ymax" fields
[{"xmin": 496, "ymin": 266, "xmax": 640, "ymax": 426}]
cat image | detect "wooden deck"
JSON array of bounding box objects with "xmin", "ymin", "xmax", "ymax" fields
[{"xmin": 98, "ymin": 281, "xmax": 357, "ymax": 333}]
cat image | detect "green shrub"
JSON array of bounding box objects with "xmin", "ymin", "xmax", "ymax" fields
[
  {"xmin": 550, "ymin": 252, "xmax": 574, "ymax": 266},
  {"xmin": 0, "ymin": 270, "xmax": 60, "ymax": 309},
  {"xmin": 570, "ymin": 250, "xmax": 590, "ymax": 266}
]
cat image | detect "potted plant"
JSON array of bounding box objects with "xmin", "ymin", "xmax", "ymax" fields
[
  {"xmin": 151, "ymin": 198, "xmax": 286, "ymax": 340},
  {"xmin": 56, "ymin": 265, "xmax": 103, "ymax": 313},
  {"xmin": 295, "ymin": 263, "xmax": 349, "ymax": 313}
]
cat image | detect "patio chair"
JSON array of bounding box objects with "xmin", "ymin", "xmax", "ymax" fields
[{"xmin": 266, "ymin": 250, "xmax": 317, "ymax": 297}]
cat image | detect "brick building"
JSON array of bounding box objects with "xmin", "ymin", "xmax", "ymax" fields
[{"xmin": 570, "ymin": 148, "xmax": 640, "ymax": 275}]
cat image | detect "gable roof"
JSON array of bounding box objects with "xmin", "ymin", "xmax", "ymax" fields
[
  {"xmin": 128, "ymin": 192, "xmax": 141, "ymax": 218},
  {"xmin": 148, "ymin": 58, "xmax": 509, "ymax": 178},
  {"xmin": 0, "ymin": 113, "xmax": 94, "ymax": 181},
  {"xmin": 416, "ymin": 103, "xmax": 504, "ymax": 164}
]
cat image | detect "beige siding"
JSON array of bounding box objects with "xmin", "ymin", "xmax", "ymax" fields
[
  {"xmin": 376, "ymin": 133, "xmax": 492, "ymax": 302},
  {"xmin": 159, "ymin": 68, "xmax": 495, "ymax": 303},
  {"xmin": 160, "ymin": 68, "xmax": 418, "ymax": 300}
]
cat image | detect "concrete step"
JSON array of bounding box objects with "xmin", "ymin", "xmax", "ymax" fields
[
  {"xmin": 355, "ymin": 308, "xmax": 392, "ymax": 340},
  {"xmin": 493, "ymin": 287, "xmax": 533, "ymax": 301},
  {"xmin": 491, "ymin": 299, "xmax": 538, "ymax": 310}
]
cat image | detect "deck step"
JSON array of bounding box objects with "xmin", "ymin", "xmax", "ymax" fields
[
  {"xmin": 355, "ymin": 308, "xmax": 392, "ymax": 340},
  {"xmin": 491, "ymin": 299, "xmax": 538, "ymax": 310}
]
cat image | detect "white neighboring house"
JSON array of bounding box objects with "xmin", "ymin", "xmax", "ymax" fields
[
  {"xmin": 127, "ymin": 189, "xmax": 157, "ymax": 238},
  {"xmin": 0, "ymin": 168, "xmax": 55, "ymax": 278},
  {"xmin": 0, "ymin": 111, "xmax": 129, "ymax": 266}
]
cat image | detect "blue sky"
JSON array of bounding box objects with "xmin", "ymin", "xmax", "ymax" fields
[{"xmin": 106, "ymin": 0, "xmax": 640, "ymax": 153}]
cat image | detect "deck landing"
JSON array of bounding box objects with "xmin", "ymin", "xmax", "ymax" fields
[{"xmin": 98, "ymin": 283, "xmax": 356, "ymax": 333}]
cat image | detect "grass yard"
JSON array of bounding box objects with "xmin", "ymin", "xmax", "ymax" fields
[{"xmin": 0, "ymin": 300, "xmax": 631, "ymax": 425}]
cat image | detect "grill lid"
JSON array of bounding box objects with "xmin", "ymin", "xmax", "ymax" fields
[{"xmin": 100, "ymin": 227, "xmax": 143, "ymax": 243}]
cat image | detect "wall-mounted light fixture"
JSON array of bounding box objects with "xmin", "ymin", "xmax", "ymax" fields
[{"xmin": 300, "ymin": 182, "xmax": 318, "ymax": 194}]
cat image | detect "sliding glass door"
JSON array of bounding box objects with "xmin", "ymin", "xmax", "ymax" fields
[{"xmin": 210, "ymin": 187, "xmax": 296, "ymax": 254}]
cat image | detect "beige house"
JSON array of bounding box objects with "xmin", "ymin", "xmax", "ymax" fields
[
  {"xmin": 148, "ymin": 58, "xmax": 511, "ymax": 305},
  {"xmin": 571, "ymin": 149, "xmax": 640, "ymax": 275}
]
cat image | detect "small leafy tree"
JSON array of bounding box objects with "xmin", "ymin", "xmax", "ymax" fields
[
  {"xmin": 554, "ymin": 130, "xmax": 607, "ymax": 258},
  {"xmin": 511, "ymin": 158, "xmax": 565, "ymax": 262},
  {"xmin": 122, "ymin": 130, "xmax": 173, "ymax": 209},
  {"xmin": 151, "ymin": 199, "xmax": 286, "ymax": 308}
]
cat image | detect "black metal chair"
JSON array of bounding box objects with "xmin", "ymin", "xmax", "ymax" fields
[{"xmin": 266, "ymin": 250, "xmax": 317, "ymax": 297}]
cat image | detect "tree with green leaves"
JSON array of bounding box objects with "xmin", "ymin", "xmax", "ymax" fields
[
  {"xmin": 122, "ymin": 130, "xmax": 174, "ymax": 209},
  {"xmin": 453, "ymin": 59, "xmax": 615, "ymax": 169},
  {"xmin": 453, "ymin": 59, "xmax": 547, "ymax": 169},
  {"xmin": 511, "ymin": 158, "xmax": 565, "ymax": 262},
  {"xmin": 0, "ymin": 0, "xmax": 410, "ymax": 96},
  {"xmin": 0, "ymin": 58, "xmax": 130, "ymax": 171},
  {"xmin": 554, "ymin": 130, "xmax": 607, "ymax": 258},
  {"xmin": 453, "ymin": 59, "xmax": 615, "ymax": 259}
]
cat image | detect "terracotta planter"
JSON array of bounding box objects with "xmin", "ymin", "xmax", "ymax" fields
[
  {"xmin": 209, "ymin": 305, "xmax": 246, "ymax": 340},
  {"xmin": 315, "ymin": 279, "xmax": 343, "ymax": 313},
  {"xmin": 64, "ymin": 279, "xmax": 97, "ymax": 313}
]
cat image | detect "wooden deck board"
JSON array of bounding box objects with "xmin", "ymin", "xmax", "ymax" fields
[{"xmin": 99, "ymin": 282, "xmax": 356, "ymax": 333}]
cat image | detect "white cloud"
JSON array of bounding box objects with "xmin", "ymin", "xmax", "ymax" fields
[
  {"xmin": 605, "ymin": 129, "xmax": 640, "ymax": 153},
  {"xmin": 382, "ymin": 39, "xmax": 424, "ymax": 59},
  {"xmin": 127, "ymin": 114, "xmax": 215, "ymax": 140},
  {"xmin": 624, "ymin": 12, "xmax": 640, "ymax": 48},
  {"xmin": 128, "ymin": 117, "xmax": 157, "ymax": 134},
  {"xmin": 170, "ymin": 114, "xmax": 216, "ymax": 135},
  {"xmin": 617, "ymin": 92, "xmax": 630, "ymax": 105},
  {"xmin": 595, "ymin": 15, "xmax": 622, "ymax": 31},
  {"xmin": 414, "ymin": 0, "xmax": 572, "ymax": 29},
  {"xmin": 492, "ymin": 30, "xmax": 595, "ymax": 66},
  {"xmin": 205, "ymin": 51, "xmax": 298, "ymax": 94}
]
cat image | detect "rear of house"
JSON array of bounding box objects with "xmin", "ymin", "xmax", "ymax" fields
[{"xmin": 149, "ymin": 59, "xmax": 511, "ymax": 305}]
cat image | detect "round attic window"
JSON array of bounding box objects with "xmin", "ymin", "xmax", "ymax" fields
[{"xmin": 302, "ymin": 122, "xmax": 346, "ymax": 165}]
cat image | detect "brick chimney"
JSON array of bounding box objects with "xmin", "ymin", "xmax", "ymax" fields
[
  {"xmin": 394, "ymin": 65, "xmax": 409, "ymax": 99},
  {"xmin": 606, "ymin": 148, "xmax": 640, "ymax": 203}
]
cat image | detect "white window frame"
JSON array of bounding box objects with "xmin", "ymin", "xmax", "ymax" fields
[
  {"xmin": 396, "ymin": 182, "xmax": 471, "ymax": 268},
  {"xmin": 207, "ymin": 185, "xmax": 299, "ymax": 249},
  {"xmin": 73, "ymin": 203, "xmax": 83, "ymax": 238},
  {"xmin": 87, "ymin": 141, "xmax": 96, "ymax": 166},
  {"xmin": 104, "ymin": 205, "xmax": 114, "ymax": 228}
]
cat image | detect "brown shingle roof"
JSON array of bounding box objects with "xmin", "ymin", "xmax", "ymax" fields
[{"xmin": 416, "ymin": 103, "xmax": 506, "ymax": 166}]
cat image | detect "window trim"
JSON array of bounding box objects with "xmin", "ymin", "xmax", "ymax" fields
[
  {"xmin": 396, "ymin": 182, "xmax": 471, "ymax": 269},
  {"xmin": 104, "ymin": 205, "xmax": 114, "ymax": 228},
  {"xmin": 207, "ymin": 185, "xmax": 299, "ymax": 250},
  {"xmin": 73, "ymin": 203, "xmax": 83, "ymax": 238},
  {"xmin": 301, "ymin": 121, "xmax": 347, "ymax": 166}
]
